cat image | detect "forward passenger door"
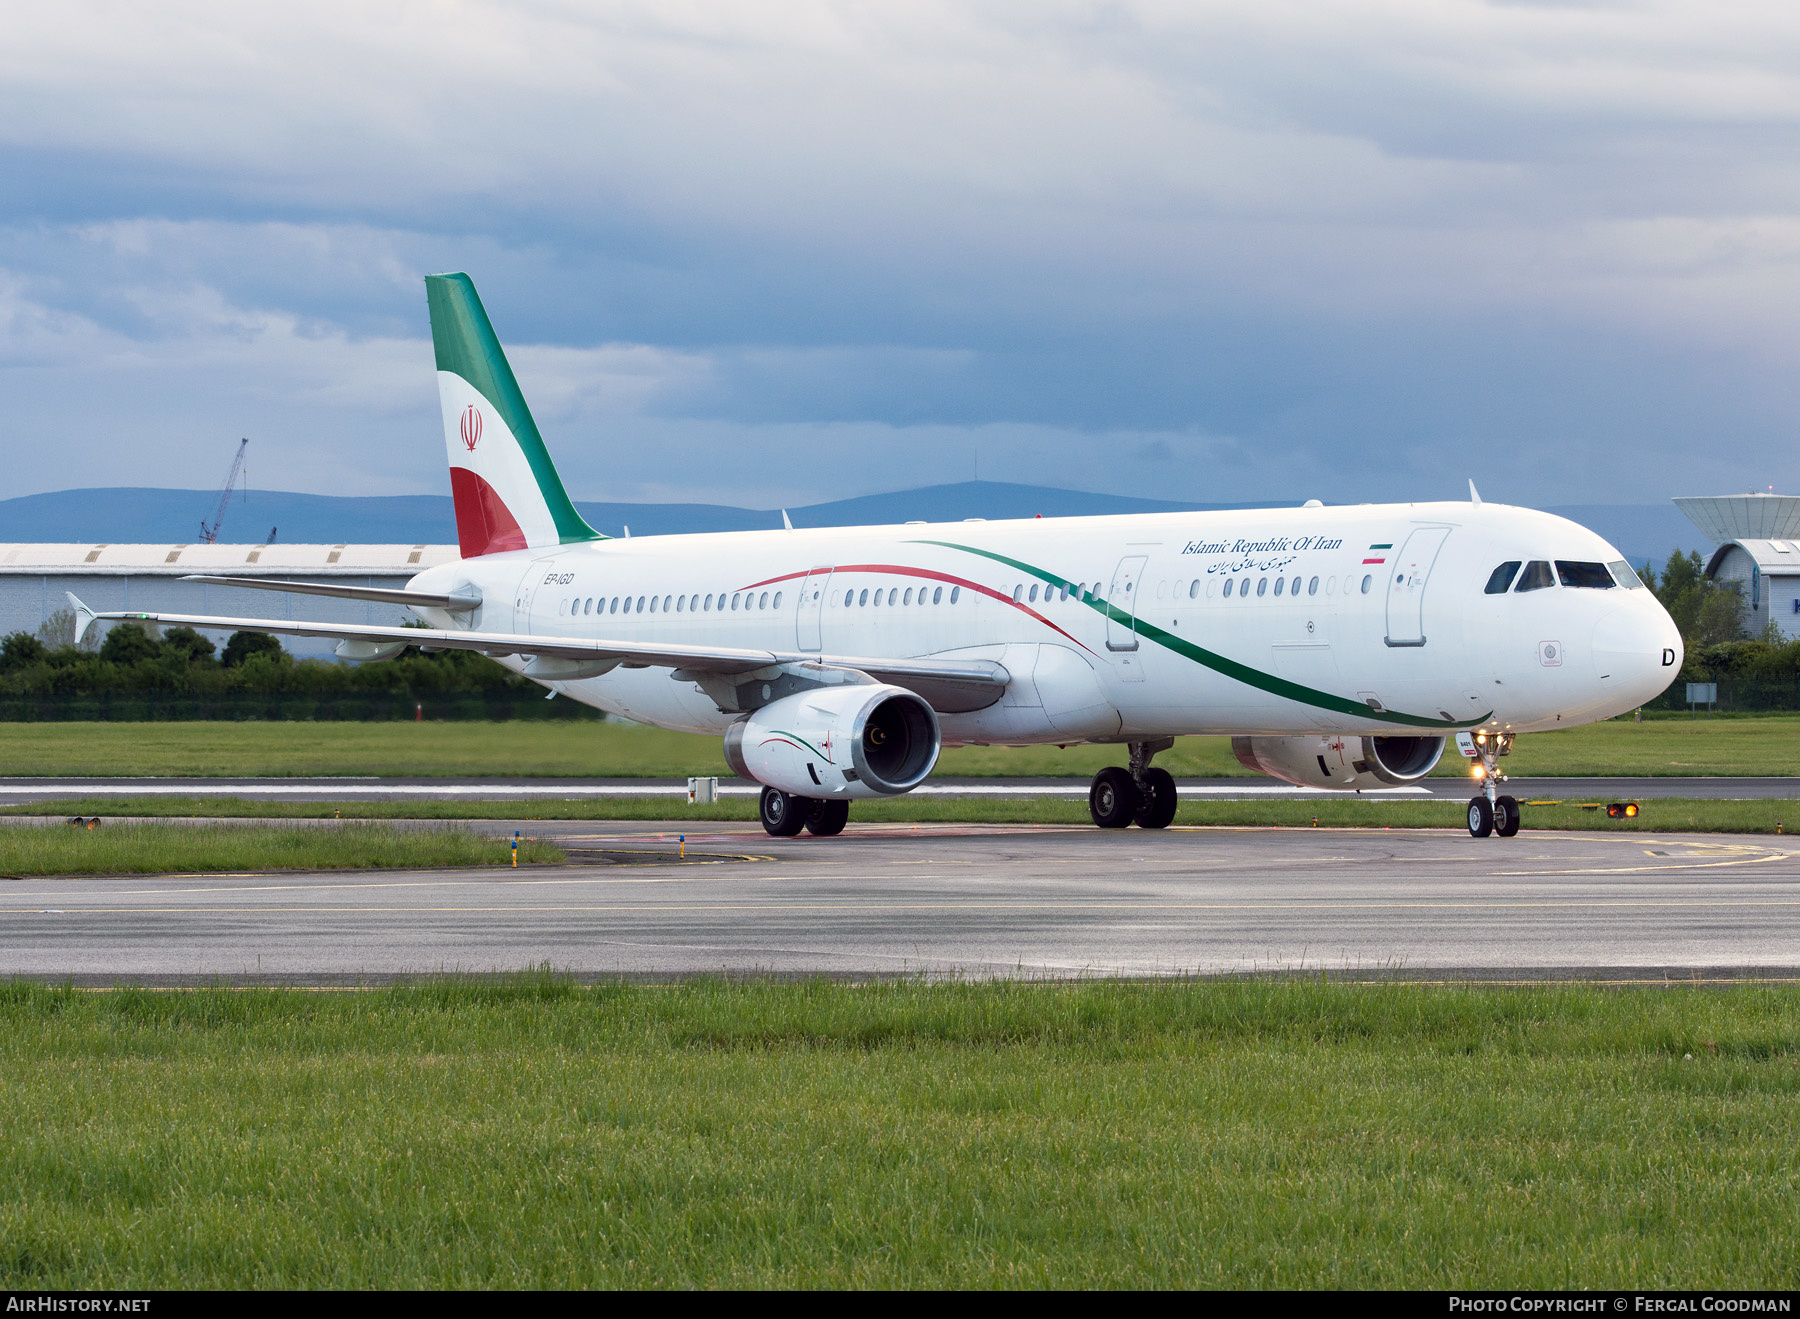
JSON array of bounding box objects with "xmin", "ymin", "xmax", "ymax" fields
[{"xmin": 1384, "ymin": 528, "xmax": 1451, "ymax": 647}]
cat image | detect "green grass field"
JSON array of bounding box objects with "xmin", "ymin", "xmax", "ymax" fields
[
  {"xmin": 2, "ymin": 716, "xmax": 1797, "ymax": 779},
  {"xmin": 0, "ymin": 821, "xmax": 563, "ymax": 876},
  {"xmin": 14, "ymin": 794, "xmax": 1800, "ymax": 834},
  {"xmin": 1, "ymin": 979, "xmax": 1795, "ymax": 1287}
]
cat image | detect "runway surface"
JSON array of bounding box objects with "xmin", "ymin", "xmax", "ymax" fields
[
  {"xmin": 5, "ymin": 819, "xmax": 1799, "ymax": 983},
  {"xmin": 0, "ymin": 775, "xmax": 1794, "ymax": 802}
]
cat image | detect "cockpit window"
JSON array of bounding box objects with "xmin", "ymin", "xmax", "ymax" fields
[
  {"xmin": 1556, "ymin": 561, "xmax": 1615, "ymax": 589},
  {"xmin": 1515, "ymin": 561, "xmax": 1555, "ymax": 592},
  {"xmin": 1484, "ymin": 562, "xmax": 1521, "ymax": 595},
  {"xmin": 1606, "ymin": 560, "xmax": 1645, "ymax": 589}
]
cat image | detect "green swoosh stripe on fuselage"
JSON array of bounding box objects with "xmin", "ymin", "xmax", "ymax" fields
[{"xmin": 911, "ymin": 540, "xmax": 1483, "ymax": 731}]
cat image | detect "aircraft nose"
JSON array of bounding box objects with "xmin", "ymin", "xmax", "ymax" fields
[{"xmin": 1593, "ymin": 601, "xmax": 1682, "ymax": 697}]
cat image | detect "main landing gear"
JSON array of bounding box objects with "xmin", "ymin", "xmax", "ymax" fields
[
  {"xmin": 1089, "ymin": 739, "xmax": 1178, "ymax": 830},
  {"xmin": 759, "ymin": 786, "xmax": 850, "ymax": 838},
  {"xmin": 1466, "ymin": 730, "xmax": 1520, "ymax": 839}
]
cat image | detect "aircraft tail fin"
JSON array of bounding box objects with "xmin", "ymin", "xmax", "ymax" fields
[{"xmin": 425, "ymin": 273, "xmax": 601, "ymax": 558}]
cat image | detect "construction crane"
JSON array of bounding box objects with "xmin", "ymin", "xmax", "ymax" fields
[{"xmin": 198, "ymin": 438, "xmax": 249, "ymax": 544}]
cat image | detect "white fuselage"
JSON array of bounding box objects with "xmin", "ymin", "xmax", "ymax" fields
[{"xmin": 405, "ymin": 501, "xmax": 1682, "ymax": 746}]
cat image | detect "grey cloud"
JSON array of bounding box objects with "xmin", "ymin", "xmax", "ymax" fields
[{"xmin": 1, "ymin": 2, "xmax": 1799, "ymax": 512}]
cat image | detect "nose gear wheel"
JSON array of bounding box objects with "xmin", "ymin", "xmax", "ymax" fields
[{"xmin": 1465, "ymin": 732, "xmax": 1519, "ymax": 839}]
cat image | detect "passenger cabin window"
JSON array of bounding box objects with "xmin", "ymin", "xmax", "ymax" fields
[
  {"xmin": 1514, "ymin": 561, "xmax": 1555, "ymax": 592},
  {"xmin": 932, "ymin": 587, "xmax": 943, "ymax": 604},
  {"xmin": 1557, "ymin": 562, "xmax": 1614, "ymax": 589},
  {"xmin": 1485, "ymin": 562, "xmax": 1521, "ymax": 594},
  {"xmin": 1607, "ymin": 560, "xmax": 1645, "ymax": 589}
]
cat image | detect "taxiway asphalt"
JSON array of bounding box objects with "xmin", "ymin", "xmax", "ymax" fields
[
  {"xmin": 0, "ymin": 775, "xmax": 1795, "ymax": 803},
  {"xmin": 4, "ymin": 819, "xmax": 1797, "ymax": 983}
]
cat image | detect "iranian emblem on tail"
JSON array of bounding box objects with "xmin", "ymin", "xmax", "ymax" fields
[{"xmin": 424, "ymin": 272, "xmax": 600, "ymax": 558}]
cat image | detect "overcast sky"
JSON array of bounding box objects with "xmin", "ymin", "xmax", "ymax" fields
[{"xmin": 3, "ymin": 0, "xmax": 1798, "ymax": 511}]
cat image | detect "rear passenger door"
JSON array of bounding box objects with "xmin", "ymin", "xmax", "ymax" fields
[{"xmin": 1105, "ymin": 555, "xmax": 1148, "ymax": 652}]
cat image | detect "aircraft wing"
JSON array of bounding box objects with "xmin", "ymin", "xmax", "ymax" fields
[
  {"xmin": 180, "ymin": 574, "xmax": 481, "ymax": 612},
  {"xmin": 66, "ymin": 595, "xmax": 1009, "ymax": 711}
]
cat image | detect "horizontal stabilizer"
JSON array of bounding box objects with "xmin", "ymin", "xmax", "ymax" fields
[
  {"xmin": 65, "ymin": 593, "xmax": 97, "ymax": 646},
  {"xmin": 181, "ymin": 576, "xmax": 480, "ymax": 612}
]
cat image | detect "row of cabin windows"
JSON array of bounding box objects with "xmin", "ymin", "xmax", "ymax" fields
[
  {"xmin": 561, "ymin": 564, "xmax": 1446, "ymax": 618},
  {"xmin": 562, "ymin": 590, "xmax": 783, "ymax": 617},
  {"xmin": 998, "ymin": 575, "xmax": 1378, "ymax": 605},
  {"xmin": 1009, "ymin": 582, "xmax": 1092, "ymax": 604},
  {"xmin": 843, "ymin": 585, "xmax": 960, "ymax": 607},
  {"xmin": 1215, "ymin": 573, "xmax": 1373, "ymax": 600},
  {"xmin": 1482, "ymin": 560, "xmax": 1644, "ymax": 595}
]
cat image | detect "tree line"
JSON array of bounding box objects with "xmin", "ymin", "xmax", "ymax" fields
[{"xmin": 0, "ymin": 612, "xmax": 547, "ymax": 699}]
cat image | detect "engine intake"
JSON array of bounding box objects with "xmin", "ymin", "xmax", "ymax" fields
[
  {"xmin": 724, "ymin": 684, "xmax": 941, "ymax": 799},
  {"xmin": 1231, "ymin": 734, "xmax": 1445, "ymax": 791}
]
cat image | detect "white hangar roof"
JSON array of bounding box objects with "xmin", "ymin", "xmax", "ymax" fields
[
  {"xmin": 0, "ymin": 544, "xmax": 460, "ymax": 576},
  {"xmin": 1704, "ymin": 539, "xmax": 1800, "ymax": 577}
]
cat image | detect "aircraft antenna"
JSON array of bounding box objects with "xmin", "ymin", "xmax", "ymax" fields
[{"xmin": 199, "ymin": 438, "xmax": 250, "ymax": 544}]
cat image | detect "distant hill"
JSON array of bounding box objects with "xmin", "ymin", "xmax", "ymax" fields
[
  {"xmin": 0, "ymin": 482, "xmax": 1278, "ymax": 545},
  {"xmin": 0, "ymin": 483, "xmax": 1708, "ymax": 567}
]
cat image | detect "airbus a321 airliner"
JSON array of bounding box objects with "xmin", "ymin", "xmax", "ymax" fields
[{"xmin": 71, "ymin": 274, "xmax": 1684, "ymax": 838}]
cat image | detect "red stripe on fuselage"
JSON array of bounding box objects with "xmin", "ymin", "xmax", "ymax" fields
[{"xmin": 737, "ymin": 562, "xmax": 1094, "ymax": 654}]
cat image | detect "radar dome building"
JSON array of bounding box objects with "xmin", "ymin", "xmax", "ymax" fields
[{"xmin": 1673, "ymin": 495, "xmax": 1800, "ymax": 641}]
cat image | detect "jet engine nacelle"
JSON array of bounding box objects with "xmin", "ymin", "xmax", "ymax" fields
[
  {"xmin": 1231, "ymin": 734, "xmax": 1445, "ymax": 791},
  {"xmin": 723, "ymin": 684, "xmax": 941, "ymax": 799}
]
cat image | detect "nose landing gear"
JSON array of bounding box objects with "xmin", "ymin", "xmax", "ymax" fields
[
  {"xmin": 1466, "ymin": 731, "xmax": 1520, "ymax": 839},
  {"xmin": 1089, "ymin": 738, "xmax": 1178, "ymax": 829}
]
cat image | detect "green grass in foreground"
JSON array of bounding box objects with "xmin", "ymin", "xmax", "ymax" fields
[
  {"xmin": 0, "ymin": 979, "xmax": 1796, "ymax": 1287},
  {"xmin": 5, "ymin": 715, "xmax": 1800, "ymax": 778},
  {"xmin": 17, "ymin": 794, "xmax": 1800, "ymax": 834},
  {"xmin": 0, "ymin": 822, "xmax": 563, "ymax": 876}
]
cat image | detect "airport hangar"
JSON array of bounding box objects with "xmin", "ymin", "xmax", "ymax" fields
[
  {"xmin": 1675, "ymin": 494, "xmax": 1800, "ymax": 642},
  {"xmin": 0, "ymin": 543, "xmax": 458, "ymax": 658}
]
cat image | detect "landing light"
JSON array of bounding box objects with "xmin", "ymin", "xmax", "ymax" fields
[{"xmin": 1606, "ymin": 802, "xmax": 1639, "ymax": 819}]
